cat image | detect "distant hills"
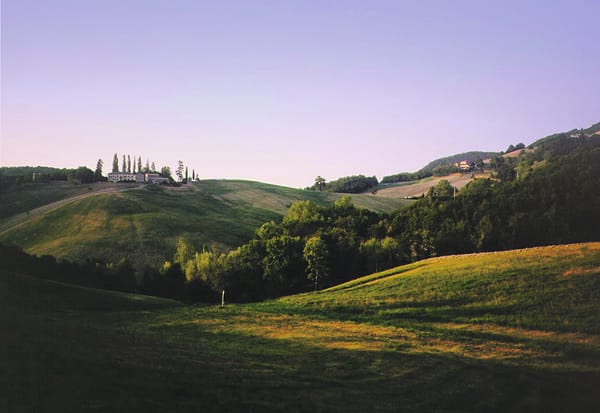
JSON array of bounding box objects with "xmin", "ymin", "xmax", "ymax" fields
[
  {"xmin": 418, "ymin": 151, "xmax": 500, "ymax": 174},
  {"xmin": 378, "ymin": 151, "xmax": 499, "ymax": 185},
  {"xmin": 1, "ymin": 120, "xmax": 598, "ymax": 270},
  {"xmin": 0, "ymin": 180, "xmax": 409, "ymax": 268},
  {"xmin": 2, "ymin": 121, "xmax": 599, "ymax": 413}
]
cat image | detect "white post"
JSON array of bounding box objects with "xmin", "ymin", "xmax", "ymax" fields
[{"xmin": 221, "ymin": 289, "xmax": 225, "ymax": 307}]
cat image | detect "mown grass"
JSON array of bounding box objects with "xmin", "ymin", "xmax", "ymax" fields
[
  {"xmin": 2, "ymin": 243, "xmax": 599, "ymax": 412},
  {"xmin": 0, "ymin": 180, "xmax": 410, "ymax": 267}
]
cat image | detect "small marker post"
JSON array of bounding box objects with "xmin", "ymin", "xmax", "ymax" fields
[{"xmin": 221, "ymin": 289, "xmax": 225, "ymax": 307}]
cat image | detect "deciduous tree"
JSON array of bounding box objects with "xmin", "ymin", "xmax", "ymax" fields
[
  {"xmin": 160, "ymin": 166, "xmax": 172, "ymax": 179},
  {"xmin": 314, "ymin": 176, "xmax": 326, "ymax": 191},
  {"xmin": 303, "ymin": 235, "xmax": 329, "ymax": 291}
]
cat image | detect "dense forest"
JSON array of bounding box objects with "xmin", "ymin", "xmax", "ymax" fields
[{"xmin": 3, "ymin": 134, "xmax": 599, "ymax": 304}]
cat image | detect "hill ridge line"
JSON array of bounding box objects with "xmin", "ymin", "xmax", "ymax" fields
[{"xmin": 0, "ymin": 185, "xmax": 142, "ymax": 236}]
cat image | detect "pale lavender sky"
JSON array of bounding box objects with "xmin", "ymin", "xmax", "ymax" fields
[{"xmin": 1, "ymin": 0, "xmax": 599, "ymax": 187}]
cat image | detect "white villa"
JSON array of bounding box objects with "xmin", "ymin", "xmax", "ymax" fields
[{"xmin": 107, "ymin": 172, "xmax": 170, "ymax": 184}]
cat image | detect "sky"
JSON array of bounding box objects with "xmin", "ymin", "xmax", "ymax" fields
[{"xmin": 1, "ymin": 0, "xmax": 599, "ymax": 187}]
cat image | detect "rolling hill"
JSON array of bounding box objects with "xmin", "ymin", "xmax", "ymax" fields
[
  {"xmin": 3, "ymin": 242, "xmax": 599, "ymax": 412},
  {"xmin": 418, "ymin": 150, "xmax": 500, "ymax": 173},
  {"xmin": 373, "ymin": 120, "xmax": 599, "ymax": 198},
  {"xmin": 372, "ymin": 172, "xmax": 489, "ymax": 198},
  {"xmin": 0, "ymin": 179, "xmax": 411, "ymax": 267}
]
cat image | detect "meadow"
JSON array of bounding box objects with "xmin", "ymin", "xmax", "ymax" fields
[
  {"xmin": 0, "ymin": 180, "xmax": 410, "ymax": 267},
  {"xmin": 2, "ymin": 242, "xmax": 599, "ymax": 412}
]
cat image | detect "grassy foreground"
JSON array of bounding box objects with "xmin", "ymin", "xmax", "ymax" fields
[{"xmin": 2, "ymin": 243, "xmax": 600, "ymax": 412}]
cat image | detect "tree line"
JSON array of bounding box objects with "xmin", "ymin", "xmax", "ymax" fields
[
  {"xmin": 106, "ymin": 154, "xmax": 198, "ymax": 183},
  {"xmin": 0, "ymin": 166, "xmax": 99, "ymax": 186},
  {"xmin": 0, "ymin": 244, "xmax": 137, "ymax": 293},
  {"xmin": 4, "ymin": 134, "xmax": 599, "ymax": 304},
  {"xmin": 0, "ymin": 155, "xmax": 198, "ymax": 187},
  {"xmin": 309, "ymin": 175, "xmax": 379, "ymax": 193},
  {"xmin": 154, "ymin": 134, "xmax": 600, "ymax": 303}
]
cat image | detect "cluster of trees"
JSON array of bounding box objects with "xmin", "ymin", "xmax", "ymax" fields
[
  {"xmin": 110, "ymin": 153, "xmax": 163, "ymax": 176},
  {"xmin": 111, "ymin": 153, "xmax": 157, "ymax": 173},
  {"xmin": 150, "ymin": 196, "xmax": 387, "ymax": 302},
  {"xmin": 153, "ymin": 134, "xmax": 600, "ymax": 304},
  {"xmin": 431, "ymin": 164, "xmax": 460, "ymax": 176},
  {"xmin": 66, "ymin": 166, "xmax": 96, "ymax": 184},
  {"xmin": 4, "ymin": 134, "xmax": 599, "ymax": 305},
  {"xmin": 105, "ymin": 154, "xmax": 200, "ymax": 183},
  {"xmin": 505, "ymin": 142, "xmax": 526, "ymax": 154},
  {"xmin": 0, "ymin": 153, "xmax": 189, "ymax": 187},
  {"xmin": 0, "ymin": 166, "xmax": 97, "ymax": 186},
  {"xmin": 175, "ymin": 160, "xmax": 198, "ymax": 183},
  {"xmin": 310, "ymin": 175, "xmax": 379, "ymax": 193},
  {"xmin": 380, "ymin": 171, "xmax": 431, "ymax": 184}
]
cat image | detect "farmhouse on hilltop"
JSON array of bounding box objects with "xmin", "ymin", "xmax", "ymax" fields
[
  {"xmin": 107, "ymin": 172, "xmax": 169, "ymax": 184},
  {"xmin": 453, "ymin": 160, "xmax": 472, "ymax": 172}
]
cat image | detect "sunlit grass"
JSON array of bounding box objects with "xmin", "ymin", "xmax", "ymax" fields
[{"xmin": 3, "ymin": 242, "xmax": 600, "ymax": 411}]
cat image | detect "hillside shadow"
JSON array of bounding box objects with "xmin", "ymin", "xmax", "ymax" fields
[{"xmin": 6, "ymin": 311, "xmax": 599, "ymax": 413}]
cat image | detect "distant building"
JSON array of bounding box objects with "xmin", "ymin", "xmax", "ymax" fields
[
  {"xmin": 145, "ymin": 173, "xmax": 170, "ymax": 184},
  {"xmin": 108, "ymin": 172, "xmax": 136, "ymax": 182},
  {"xmin": 454, "ymin": 160, "xmax": 472, "ymax": 172},
  {"xmin": 107, "ymin": 171, "xmax": 170, "ymax": 184}
]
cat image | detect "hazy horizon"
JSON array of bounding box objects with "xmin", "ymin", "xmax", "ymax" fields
[{"xmin": 2, "ymin": 0, "xmax": 599, "ymax": 187}]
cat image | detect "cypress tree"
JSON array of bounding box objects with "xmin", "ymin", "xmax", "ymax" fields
[{"xmin": 112, "ymin": 153, "xmax": 119, "ymax": 173}]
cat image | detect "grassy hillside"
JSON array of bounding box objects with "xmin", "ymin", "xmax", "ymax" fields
[
  {"xmin": 3, "ymin": 243, "xmax": 599, "ymax": 412},
  {"xmin": 373, "ymin": 172, "xmax": 491, "ymax": 198},
  {"xmin": 0, "ymin": 180, "xmax": 410, "ymax": 267},
  {"xmin": 0, "ymin": 181, "xmax": 140, "ymax": 219}
]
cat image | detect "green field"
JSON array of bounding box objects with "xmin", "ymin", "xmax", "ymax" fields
[
  {"xmin": 3, "ymin": 243, "xmax": 599, "ymax": 412},
  {"xmin": 0, "ymin": 180, "xmax": 410, "ymax": 267}
]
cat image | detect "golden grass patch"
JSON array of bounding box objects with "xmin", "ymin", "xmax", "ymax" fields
[
  {"xmin": 156, "ymin": 310, "xmax": 600, "ymax": 369},
  {"xmin": 562, "ymin": 266, "xmax": 600, "ymax": 278}
]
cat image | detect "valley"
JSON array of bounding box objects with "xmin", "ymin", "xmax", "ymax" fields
[{"xmin": 3, "ymin": 242, "xmax": 599, "ymax": 412}]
